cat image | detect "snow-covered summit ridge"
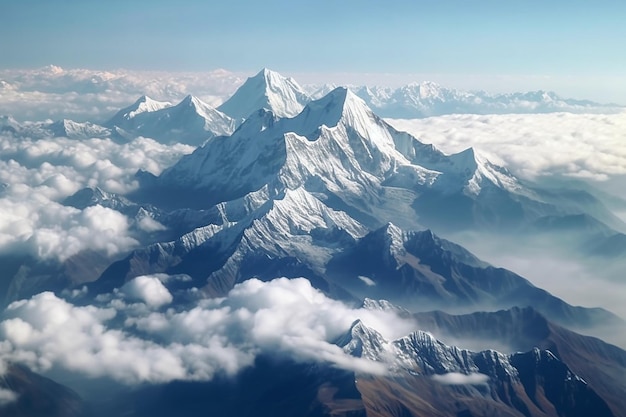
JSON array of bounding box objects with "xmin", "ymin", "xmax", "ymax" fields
[
  {"xmin": 218, "ymin": 68, "xmax": 310, "ymax": 120},
  {"xmin": 338, "ymin": 318, "xmax": 591, "ymax": 389},
  {"xmin": 109, "ymin": 95, "xmax": 172, "ymax": 123}
]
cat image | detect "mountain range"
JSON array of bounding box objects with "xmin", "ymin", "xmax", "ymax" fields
[
  {"xmin": 0, "ymin": 68, "xmax": 624, "ymax": 416},
  {"xmin": 309, "ymin": 82, "xmax": 624, "ymax": 118}
]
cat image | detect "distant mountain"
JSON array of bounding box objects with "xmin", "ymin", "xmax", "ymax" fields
[
  {"xmin": 0, "ymin": 115, "xmax": 114, "ymax": 140},
  {"xmin": 308, "ymin": 81, "xmax": 623, "ymax": 118},
  {"xmin": 106, "ymin": 95, "xmax": 171, "ymax": 127},
  {"xmin": 106, "ymin": 95, "xmax": 236, "ymax": 146},
  {"xmin": 218, "ymin": 68, "xmax": 311, "ymax": 120}
]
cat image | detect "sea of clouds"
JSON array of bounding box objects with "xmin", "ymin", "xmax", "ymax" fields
[{"xmin": 387, "ymin": 112, "xmax": 626, "ymax": 186}]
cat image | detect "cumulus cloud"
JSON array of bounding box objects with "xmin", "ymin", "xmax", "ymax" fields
[
  {"xmin": 432, "ymin": 372, "xmax": 489, "ymax": 385},
  {"xmin": 387, "ymin": 112, "xmax": 626, "ymax": 184},
  {"xmin": 0, "ymin": 132, "xmax": 192, "ymax": 261},
  {"xmin": 0, "ymin": 278, "xmax": 414, "ymax": 385},
  {"xmin": 0, "ymin": 66, "xmax": 244, "ymax": 122},
  {"xmin": 0, "ymin": 388, "xmax": 18, "ymax": 406},
  {"xmin": 120, "ymin": 276, "xmax": 173, "ymax": 308},
  {"xmin": 358, "ymin": 276, "xmax": 376, "ymax": 286}
]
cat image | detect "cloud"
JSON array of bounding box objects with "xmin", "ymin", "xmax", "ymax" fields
[
  {"xmin": 0, "ymin": 133, "xmax": 193, "ymax": 261},
  {"xmin": 358, "ymin": 275, "xmax": 376, "ymax": 286},
  {"xmin": 387, "ymin": 112, "xmax": 626, "ymax": 184},
  {"xmin": 0, "ymin": 278, "xmax": 413, "ymax": 385},
  {"xmin": 0, "ymin": 388, "xmax": 18, "ymax": 406},
  {"xmin": 120, "ymin": 276, "xmax": 173, "ymax": 308},
  {"xmin": 432, "ymin": 372, "xmax": 489, "ymax": 385}
]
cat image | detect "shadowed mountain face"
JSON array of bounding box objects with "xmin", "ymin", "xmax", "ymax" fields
[
  {"xmin": 0, "ymin": 365, "xmax": 84, "ymax": 417},
  {"xmin": 325, "ymin": 225, "xmax": 620, "ymax": 329},
  {"xmin": 92, "ymin": 220, "xmax": 620, "ymax": 332},
  {"xmin": 90, "ymin": 356, "xmax": 365, "ymax": 417}
]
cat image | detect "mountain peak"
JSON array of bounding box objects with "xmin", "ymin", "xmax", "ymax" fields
[
  {"xmin": 257, "ymin": 67, "xmax": 284, "ymax": 82},
  {"xmin": 338, "ymin": 319, "xmax": 388, "ymax": 361},
  {"xmin": 107, "ymin": 95, "xmax": 171, "ymax": 126},
  {"xmin": 218, "ymin": 68, "xmax": 310, "ymax": 120},
  {"xmin": 179, "ymin": 94, "xmax": 208, "ymax": 110}
]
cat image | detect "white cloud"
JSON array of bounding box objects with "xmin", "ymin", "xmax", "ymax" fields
[
  {"xmin": 0, "ymin": 278, "xmax": 415, "ymax": 385},
  {"xmin": 0, "ymin": 132, "xmax": 193, "ymax": 261},
  {"xmin": 0, "ymin": 193, "xmax": 138, "ymax": 261},
  {"xmin": 386, "ymin": 112, "xmax": 626, "ymax": 184},
  {"xmin": 120, "ymin": 276, "xmax": 173, "ymax": 308},
  {"xmin": 0, "ymin": 388, "xmax": 18, "ymax": 406},
  {"xmin": 137, "ymin": 216, "xmax": 167, "ymax": 233},
  {"xmin": 358, "ymin": 275, "xmax": 376, "ymax": 286},
  {"xmin": 432, "ymin": 372, "xmax": 489, "ymax": 385}
]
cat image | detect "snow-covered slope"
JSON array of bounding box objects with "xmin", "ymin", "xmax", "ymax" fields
[
  {"xmin": 106, "ymin": 95, "xmax": 172, "ymax": 127},
  {"xmin": 218, "ymin": 68, "xmax": 310, "ymax": 120}
]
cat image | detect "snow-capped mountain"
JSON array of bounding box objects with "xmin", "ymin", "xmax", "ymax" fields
[
  {"xmin": 307, "ymin": 81, "xmax": 623, "ymax": 118},
  {"xmin": 0, "ymin": 115, "xmax": 114, "ymax": 140},
  {"xmin": 106, "ymin": 95, "xmax": 172, "ymax": 127},
  {"xmin": 106, "ymin": 94, "xmax": 236, "ymax": 145},
  {"xmin": 217, "ymin": 68, "xmax": 310, "ymax": 120}
]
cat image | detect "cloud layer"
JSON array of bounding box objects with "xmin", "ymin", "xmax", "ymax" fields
[
  {"xmin": 0, "ymin": 277, "xmax": 414, "ymax": 385},
  {"xmin": 387, "ymin": 112, "xmax": 626, "ymax": 184},
  {"xmin": 0, "ymin": 133, "xmax": 193, "ymax": 261}
]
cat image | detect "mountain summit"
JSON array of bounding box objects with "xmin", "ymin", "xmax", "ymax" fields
[{"xmin": 218, "ymin": 68, "xmax": 310, "ymax": 120}]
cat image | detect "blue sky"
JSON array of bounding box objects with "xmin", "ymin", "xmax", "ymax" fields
[{"xmin": 1, "ymin": 0, "xmax": 625, "ymax": 102}]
